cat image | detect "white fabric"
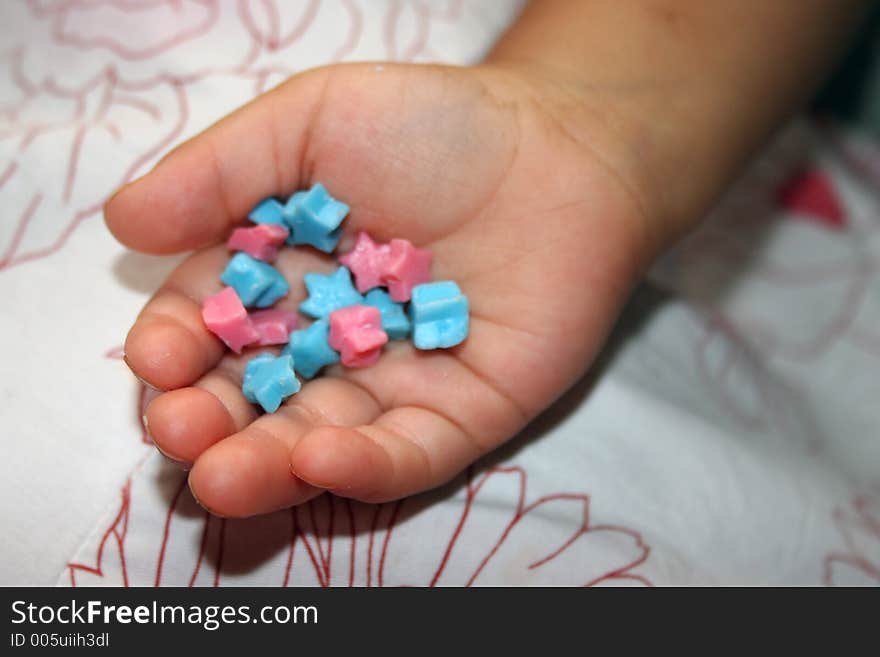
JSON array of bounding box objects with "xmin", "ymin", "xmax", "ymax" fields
[{"xmin": 1, "ymin": 0, "xmax": 878, "ymax": 587}]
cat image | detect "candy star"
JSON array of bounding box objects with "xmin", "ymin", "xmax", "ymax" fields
[
  {"xmin": 339, "ymin": 231, "xmax": 391, "ymax": 293},
  {"xmin": 283, "ymin": 318, "xmax": 340, "ymax": 379},
  {"xmin": 328, "ymin": 305, "xmax": 388, "ymax": 368},
  {"xmin": 299, "ymin": 266, "xmax": 363, "ymax": 318},
  {"xmin": 249, "ymin": 309, "xmax": 299, "ymax": 346},
  {"xmin": 409, "ymin": 281, "xmax": 469, "ymax": 349},
  {"xmin": 220, "ymin": 252, "xmax": 289, "ymax": 308},
  {"xmin": 242, "ymin": 352, "xmax": 274, "ymax": 400},
  {"xmin": 282, "ymin": 191, "xmax": 306, "ymax": 245},
  {"xmin": 227, "ymin": 223, "xmax": 289, "ymax": 262},
  {"xmin": 242, "ymin": 353, "xmax": 301, "ymax": 413},
  {"xmin": 283, "ymin": 183, "xmax": 349, "ymax": 253},
  {"xmin": 382, "ymin": 239, "xmax": 432, "ymax": 302},
  {"xmin": 201, "ymin": 287, "xmax": 259, "ymax": 353},
  {"xmin": 364, "ymin": 288, "xmax": 410, "ymax": 340},
  {"xmin": 248, "ymin": 198, "xmax": 286, "ymax": 226}
]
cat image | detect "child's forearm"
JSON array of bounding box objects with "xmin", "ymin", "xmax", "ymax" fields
[{"xmin": 486, "ymin": 0, "xmax": 870, "ymax": 243}]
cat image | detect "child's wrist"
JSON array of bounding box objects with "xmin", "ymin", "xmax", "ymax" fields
[
  {"xmin": 482, "ymin": 0, "xmax": 871, "ymax": 250},
  {"xmin": 475, "ymin": 56, "xmax": 684, "ymax": 256}
]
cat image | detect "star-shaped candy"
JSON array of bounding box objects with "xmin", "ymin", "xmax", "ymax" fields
[
  {"xmin": 248, "ymin": 197, "xmax": 286, "ymax": 226},
  {"xmin": 242, "ymin": 353, "xmax": 301, "ymax": 413},
  {"xmin": 227, "ymin": 223, "xmax": 289, "ymax": 262},
  {"xmin": 283, "ymin": 318, "xmax": 340, "ymax": 379},
  {"xmin": 409, "ymin": 281, "xmax": 469, "ymax": 349},
  {"xmin": 249, "ymin": 309, "xmax": 299, "ymax": 346},
  {"xmin": 221, "ymin": 252, "xmax": 289, "ymax": 308},
  {"xmin": 339, "ymin": 231, "xmax": 391, "ymax": 293},
  {"xmin": 364, "ymin": 288, "xmax": 410, "ymax": 340},
  {"xmin": 382, "ymin": 238, "xmax": 432, "ymax": 302},
  {"xmin": 201, "ymin": 287, "xmax": 259, "ymax": 353},
  {"xmin": 328, "ymin": 305, "xmax": 388, "ymax": 368},
  {"xmin": 282, "ymin": 191, "xmax": 306, "ymax": 246},
  {"xmin": 283, "ymin": 183, "xmax": 349, "ymax": 253},
  {"xmin": 299, "ymin": 266, "xmax": 363, "ymax": 318}
]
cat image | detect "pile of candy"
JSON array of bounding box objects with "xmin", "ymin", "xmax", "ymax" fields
[{"xmin": 200, "ymin": 183, "xmax": 470, "ymax": 413}]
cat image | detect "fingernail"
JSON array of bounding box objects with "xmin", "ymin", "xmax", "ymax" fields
[
  {"xmin": 109, "ymin": 172, "xmax": 148, "ymax": 200},
  {"xmin": 187, "ymin": 476, "xmax": 226, "ymax": 517},
  {"xmin": 154, "ymin": 442, "xmax": 191, "ymax": 471},
  {"xmin": 123, "ymin": 355, "xmax": 161, "ymax": 391},
  {"xmin": 289, "ymin": 463, "xmax": 337, "ymax": 491}
]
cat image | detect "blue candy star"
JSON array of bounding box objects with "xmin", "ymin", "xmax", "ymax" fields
[
  {"xmin": 242, "ymin": 353, "xmax": 274, "ymax": 395},
  {"xmin": 282, "ymin": 319, "xmax": 340, "ymax": 379},
  {"xmin": 221, "ymin": 252, "xmax": 289, "ymax": 308},
  {"xmin": 282, "ymin": 183, "xmax": 349, "ymax": 253},
  {"xmin": 299, "ymin": 266, "xmax": 363, "ymax": 318},
  {"xmin": 364, "ymin": 288, "xmax": 410, "ymax": 340},
  {"xmin": 282, "ymin": 191, "xmax": 306, "ymax": 245},
  {"xmin": 248, "ymin": 197, "xmax": 286, "ymax": 226},
  {"xmin": 409, "ymin": 281, "xmax": 469, "ymax": 349},
  {"xmin": 242, "ymin": 353, "xmax": 301, "ymax": 413}
]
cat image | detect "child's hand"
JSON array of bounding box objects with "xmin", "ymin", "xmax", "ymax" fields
[
  {"xmin": 107, "ymin": 0, "xmax": 868, "ymax": 518},
  {"xmin": 106, "ymin": 62, "xmax": 655, "ymax": 516}
]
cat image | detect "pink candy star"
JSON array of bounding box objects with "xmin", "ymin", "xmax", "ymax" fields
[
  {"xmin": 328, "ymin": 305, "xmax": 388, "ymax": 368},
  {"xmin": 201, "ymin": 287, "xmax": 260, "ymax": 353},
  {"xmin": 227, "ymin": 223, "xmax": 289, "ymax": 262},
  {"xmin": 338, "ymin": 231, "xmax": 391, "ymax": 293},
  {"xmin": 249, "ymin": 309, "xmax": 299, "ymax": 346},
  {"xmin": 383, "ymin": 238, "xmax": 432, "ymax": 302},
  {"xmin": 339, "ymin": 231, "xmax": 432, "ymax": 301}
]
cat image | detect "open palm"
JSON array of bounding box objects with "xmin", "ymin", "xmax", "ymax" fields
[{"xmin": 106, "ymin": 63, "xmax": 653, "ymax": 517}]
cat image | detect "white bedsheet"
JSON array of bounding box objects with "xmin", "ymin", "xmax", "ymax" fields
[{"xmin": 1, "ymin": 0, "xmax": 877, "ymax": 587}]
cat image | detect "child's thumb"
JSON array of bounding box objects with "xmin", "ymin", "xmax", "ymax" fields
[{"xmin": 105, "ymin": 67, "xmax": 331, "ymax": 255}]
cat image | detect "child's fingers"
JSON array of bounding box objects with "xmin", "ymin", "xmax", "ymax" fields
[
  {"xmin": 187, "ymin": 377, "xmax": 383, "ymax": 517},
  {"xmin": 104, "ymin": 68, "xmax": 330, "ymax": 255},
  {"xmin": 125, "ymin": 244, "xmax": 330, "ymax": 390},
  {"xmin": 289, "ymin": 338, "xmax": 528, "ymax": 503},
  {"xmin": 124, "ymin": 248, "xmax": 228, "ymax": 390},
  {"xmin": 145, "ymin": 359, "xmax": 260, "ymax": 466},
  {"xmin": 289, "ymin": 407, "xmax": 481, "ymax": 503}
]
